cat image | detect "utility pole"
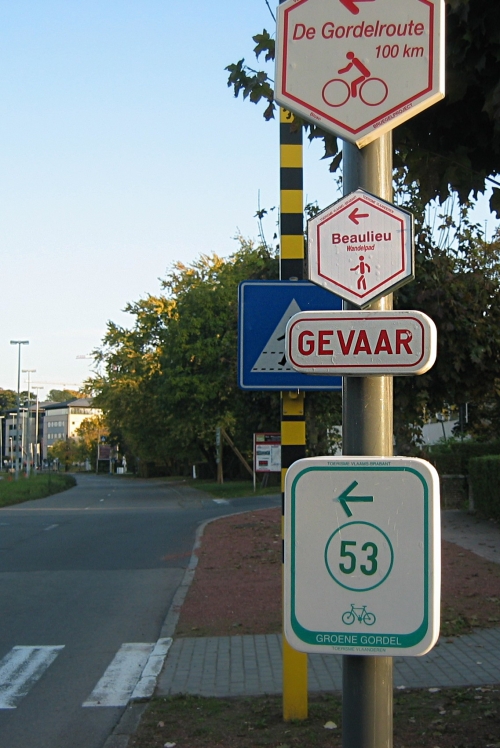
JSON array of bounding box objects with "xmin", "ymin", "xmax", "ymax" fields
[
  {"xmin": 0, "ymin": 415, "xmax": 4, "ymax": 472},
  {"xmin": 22, "ymin": 369, "xmax": 36, "ymax": 477},
  {"xmin": 10, "ymin": 340, "xmax": 29, "ymax": 479},
  {"xmin": 32, "ymin": 386, "xmax": 44, "ymax": 469}
]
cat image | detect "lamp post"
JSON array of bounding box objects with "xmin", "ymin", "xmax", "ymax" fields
[
  {"xmin": 32, "ymin": 386, "xmax": 44, "ymax": 470},
  {"xmin": 22, "ymin": 369, "xmax": 36, "ymax": 477},
  {"xmin": 0, "ymin": 415, "xmax": 4, "ymax": 472},
  {"xmin": 10, "ymin": 341, "xmax": 29, "ymax": 480}
]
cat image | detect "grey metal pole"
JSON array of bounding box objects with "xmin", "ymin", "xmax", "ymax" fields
[
  {"xmin": 16, "ymin": 345, "xmax": 21, "ymax": 479},
  {"xmin": 342, "ymin": 133, "xmax": 394, "ymax": 748},
  {"xmin": 0, "ymin": 416, "xmax": 3, "ymax": 472},
  {"xmin": 23, "ymin": 369, "xmax": 35, "ymax": 477},
  {"xmin": 10, "ymin": 340, "xmax": 29, "ymax": 480}
]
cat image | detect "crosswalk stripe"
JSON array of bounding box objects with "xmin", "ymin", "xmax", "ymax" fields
[
  {"xmin": 0, "ymin": 645, "xmax": 64, "ymax": 709},
  {"xmin": 82, "ymin": 643, "xmax": 155, "ymax": 707}
]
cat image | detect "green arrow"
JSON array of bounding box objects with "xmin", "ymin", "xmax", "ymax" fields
[{"xmin": 336, "ymin": 480, "xmax": 373, "ymax": 517}]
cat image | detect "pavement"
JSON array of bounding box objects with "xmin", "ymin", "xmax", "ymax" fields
[{"xmin": 156, "ymin": 509, "xmax": 500, "ymax": 698}]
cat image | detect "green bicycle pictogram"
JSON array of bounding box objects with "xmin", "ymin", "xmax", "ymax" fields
[{"xmin": 342, "ymin": 604, "xmax": 376, "ymax": 626}]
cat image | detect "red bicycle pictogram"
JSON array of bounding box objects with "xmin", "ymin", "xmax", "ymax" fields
[{"xmin": 322, "ymin": 51, "xmax": 388, "ymax": 108}]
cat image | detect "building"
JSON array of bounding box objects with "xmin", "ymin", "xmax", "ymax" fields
[
  {"xmin": 42, "ymin": 398, "xmax": 101, "ymax": 459},
  {"xmin": 0, "ymin": 398, "xmax": 102, "ymax": 467}
]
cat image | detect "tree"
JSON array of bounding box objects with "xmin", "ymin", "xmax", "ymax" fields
[
  {"xmin": 227, "ymin": 0, "xmax": 500, "ymax": 213},
  {"xmin": 0, "ymin": 389, "xmax": 17, "ymax": 413},
  {"xmin": 48, "ymin": 438, "xmax": 80, "ymax": 472},
  {"xmin": 46, "ymin": 389, "xmax": 80, "ymax": 403},
  {"xmin": 75, "ymin": 415, "xmax": 108, "ymax": 465},
  {"xmin": 90, "ymin": 238, "xmax": 342, "ymax": 474},
  {"xmin": 393, "ymin": 187, "xmax": 500, "ymax": 451},
  {"xmin": 89, "ymin": 239, "xmax": 283, "ymax": 475}
]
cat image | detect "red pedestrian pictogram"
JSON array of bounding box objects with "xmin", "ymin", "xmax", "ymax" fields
[
  {"xmin": 322, "ymin": 52, "xmax": 389, "ymax": 108},
  {"xmin": 351, "ymin": 255, "xmax": 371, "ymax": 290}
]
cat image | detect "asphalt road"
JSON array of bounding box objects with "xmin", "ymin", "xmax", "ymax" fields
[{"xmin": 0, "ymin": 473, "xmax": 280, "ymax": 748}]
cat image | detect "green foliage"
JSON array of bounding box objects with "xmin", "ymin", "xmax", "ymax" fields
[
  {"xmin": 0, "ymin": 389, "xmax": 16, "ymax": 412},
  {"xmin": 469, "ymin": 455, "xmax": 500, "ymax": 519},
  {"xmin": 48, "ymin": 439, "xmax": 81, "ymax": 471},
  {"xmin": 46, "ymin": 389, "xmax": 80, "ymax": 403},
  {"xmin": 0, "ymin": 473, "xmax": 76, "ymax": 507},
  {"xmin": 392, "ymin": 183, "xmax": 500, "ymax": 451},
  {"xmin": 426, "ymin": 439, "xmax": 500, "ymax": 475},
  {"xmin": 227, "ymin": 1, "xmax": 500, "ymax": 212},
  {"xmin": 74, "ymin": 415, "xmax": 107, "ymax": 465},
  {"xmin": 90, "ymin": 238, "xmax": 343, "ymax": 471},
  {"xmin": 89, "ymin": 240, "xmax": 282, "ymax": 474}
]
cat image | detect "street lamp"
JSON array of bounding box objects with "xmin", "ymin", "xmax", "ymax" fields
[
  {"xmin": 0, "ymin": 415, "xmax": 4, "ymax": 472},
  {"xmin": 32, "ymin": 386, "xmax": 44, "ymax": 470},
  {"xmin": 22, "ymin": 369, "xmax": 36, "ymax": 477},
  {"xmin": 10, "ymin": 340, "xmax": 29, "ymax": 480}
]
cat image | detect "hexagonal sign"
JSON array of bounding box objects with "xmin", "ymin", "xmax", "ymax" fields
[
  {"xmin": 275, "ymin": 0, "xmax": 445, "ymax": 147},
  {"xmin": 308, "ymin": 189, "xmax": 414, "ymax": 307}
]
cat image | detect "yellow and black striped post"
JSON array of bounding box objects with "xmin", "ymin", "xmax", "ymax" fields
[{"xmin": 280, "ymin": 107, "xmax": 308, "ymax": 721}]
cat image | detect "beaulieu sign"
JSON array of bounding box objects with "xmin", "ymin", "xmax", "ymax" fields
[
  {"xmin": 275, "ymin": 0, "xmax": 445, "ymax": 147},
  {"xmin": 308, "ymin": 189, "xmax": 414, "ymax": 307}
]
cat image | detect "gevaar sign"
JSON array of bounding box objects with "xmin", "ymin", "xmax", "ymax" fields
[
  {"xmin": 275, "ymin": 0, "xmax": 445, "ymax": 147},
  {"xmin": 286, "ymin": 310, "xmax": 437, "ymax": 375},
  {"xmin": 308, "ymin": 189, "xmax": 414, "ymax": 307}
]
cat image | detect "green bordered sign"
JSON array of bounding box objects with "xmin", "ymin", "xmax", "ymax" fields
[{"xmin": 284, "ymin": 456, "xmax": 440, "ymax": 656}]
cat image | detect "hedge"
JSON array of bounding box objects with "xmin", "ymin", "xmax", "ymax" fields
[
  {"xmin": 469, "ymin": 456, "xmax": 500, "ymax": 520},
  {"xmin": 426, "ymin": 439, "xmax": 500, "ymax": 476}
]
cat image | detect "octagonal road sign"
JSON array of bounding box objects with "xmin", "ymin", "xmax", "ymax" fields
[
  {"xmin": 275, "ymin": 0, "xmax": 445, "ymax": 147},
  {"xmin": 284, "ymin": 456, "xmax": 441, "ymax": 656},
  {"xmin": 308, "ymin": 189, "xmax": 414, "ymax": 307},
  {"xmin": 286, "ymin": 310, "xmax": 437, "ymax": 375}
]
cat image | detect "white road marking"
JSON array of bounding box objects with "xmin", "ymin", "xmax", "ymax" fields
[
  {"xmin": 82, "ymin": 643, "xmax": 154, "ymax": 707},
  {"xmin": 213, "ymin": 499, "xmax": 230, "ymax": 505},
  {"xmin": 44, "ymin": 524, "xmax": 59, "ymax": 531},
  {"xmin": 0, "ymin": 646, "xmax": 64, "ymax": 709}
]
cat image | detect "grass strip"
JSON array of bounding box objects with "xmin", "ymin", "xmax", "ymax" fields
[
  {"xmin": 131, "ymin": 687, "xmax": 500, "ymax": 748},
  {"xmin": 0, "ymin": 473, "xmax": 76, "ymax": 507}
]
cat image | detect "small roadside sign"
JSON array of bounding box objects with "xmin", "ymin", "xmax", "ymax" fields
[
  {"xmin": 238, "ymin": 280, "xmax": 342, "ymax": 391},
  {"xmin": 254, "ymin": 433, "xmax": 281, "ymax": 473},
  {"xmin": 308, "ymin": 189, "xmax": 414, "ymax": 307},
  {"xmin": 286, "ymin": 310, "xmax": 436, "ymax": 375},
  {"xmin": 275, "ymin": 0, "xmax": 445, "ymax": 147},
  {"xmin": 284, "ymin": 456, "xmax": 440, "ymax": 656}
]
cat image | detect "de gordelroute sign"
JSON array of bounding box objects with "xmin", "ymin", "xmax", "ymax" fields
[
  {"xmin": 284, "ymin": 456, "xmax": 440, "ymax": 657},
  {"xmin": 275, "ymin": 0, "xmax": 445, "ymax": 147}
]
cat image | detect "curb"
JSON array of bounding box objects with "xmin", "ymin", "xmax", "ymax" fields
[{"xmin": 104, "ymin": 504, "xmax": 275, "ymax": 747}]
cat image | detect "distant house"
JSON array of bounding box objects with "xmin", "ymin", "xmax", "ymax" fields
[{"xmin": 42, "ymin": 398, "xmax": 102, "ymax": 459}]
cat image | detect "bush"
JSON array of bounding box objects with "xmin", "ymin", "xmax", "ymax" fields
[
  {"xmin": 425, "ymin": 439, "xmax": 500, "ymax": 475},
  {"xmin": 469, "ymin": 456, "xmax": 500, "ymax": 520}
]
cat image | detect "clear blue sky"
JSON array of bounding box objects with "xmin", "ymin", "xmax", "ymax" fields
[{"xmin": 0, "ymin": 1, "xmax": 496, "ymax": 394}]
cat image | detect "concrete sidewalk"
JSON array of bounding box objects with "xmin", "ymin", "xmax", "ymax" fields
[
  {"xmin": 156, "ymin": 509, "xmax": 500, "ymax": 698},
  {"xmin": 157, "ymin": 627, "xmax": 500, "ymax": 697}
]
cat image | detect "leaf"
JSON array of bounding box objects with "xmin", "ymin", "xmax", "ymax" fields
[{"xmin": 324, "ymin": 721, "xmax": 337, "ymax": 729}]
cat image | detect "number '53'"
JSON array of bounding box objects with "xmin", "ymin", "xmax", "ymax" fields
[{"xmin": 339, "ymin": 540, "xmax": 378, "ymax": 576}]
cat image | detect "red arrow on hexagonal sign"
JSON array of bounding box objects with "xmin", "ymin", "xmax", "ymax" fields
[
  {"xmin": 307, "ymin": 189, "xmax": 414, "ymax": 307},
  {"xmin": 275, "ymin": 0, "xmax": 445, "ymax": 147}
]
